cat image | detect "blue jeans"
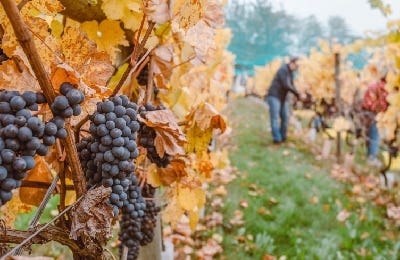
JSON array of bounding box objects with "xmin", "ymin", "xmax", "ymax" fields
[
  {"xmin": 367, "ymin": 121, "xmax": 379, "ymax": 158},
  {"xmin": 267, "ymin": 96, "xmax": 289, "ymax": 142}
]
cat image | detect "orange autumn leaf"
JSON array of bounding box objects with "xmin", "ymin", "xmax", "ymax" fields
[
  {"xmin": 0, "ymin": 191, "xmax": 33, "ymax": 228},
  {"xmin": 141, "ymin": 109, "xmax": 186, "ymax": 157},
  {"xmin": 19, "ymin": 157, "xmax": 54, "ymax": 206},
  {"xmin": 157, "ymin": 167, "xmax": 178, "ymax": 186},
  {"xmin": 50, "ymin": 63, "xmax": 80, "ymax": 90},
  {"xmin": 154, "ymin": 158, "xmax": 188, "ymax": 186},
  {"xmin": 189, "ymin": 102, "xmax": 226, "ymax": 132},
  {"xmin": 0, "ymin": 59, "xmax": 41, "ymax": 92}
]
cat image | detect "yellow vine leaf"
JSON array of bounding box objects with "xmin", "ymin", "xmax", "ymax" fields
[
  {"xmin": 80, "ymin": 19, "xmax": 129, "ymax": 64},
  {"xmin": 23, "ymin": 0, "xmax": 64, "ymax": 16},
  {"xmin": 0, "ymin": 191, "xmax": 33, "ymax": 228},
  {"xmin": 172, "ymin": 0, "xmax": 207, "ymax": 30},
  {"xmin": 153, "ymin": 44, "xmax": 174, "ymax": 88},
  {"xmin": 184, "ymin": 19, "xmax": 216, "ymax": 62},
  {"xmin": 50, "ymin": 18, "xmax": 64, "ymax": 39},
  {"xmin": 162, "ymin": 193, "xmax": 184, "ymax": 228},
  {"xmin": 20, "ymin": 157, "xmax": 54, "ymax": 206},
  {"xmin": 107, "ymin": 63, "xmax": 130, "ymax": 90},
  {"xmin": 188, "ymin": 209, "xmax": 200, "ymax": 231},
  {"xmin": 101, "ymin": 0, "xmax": 143, "ymax": 30},
  {"xmin": 146, "ymin": 163, "xmax": 162, "ymax": 188},
  {"xmin": 186, "ymin": 125, "xmax": 213, "ymax": 155},
  {"xmin": 177, "ymin": 185, "xmax": 205, "ymax": 211},
  {"xmin": 161, "ymin": 87, "xmax": 194, "ymax": 121},
  {"xmin": 145, "ymin": 0, "xmax": 170, "ymax": 25},
  {"xmin": 185, "ymin": 103, "xmax": 225, "ymax": 154},
  {"xmin": 60, "ymin": 26, "xmax": 97, "ymax": 72},
  {"xmin": 203, "ymin": 0, "xmax": 225, "ymax": 28}
]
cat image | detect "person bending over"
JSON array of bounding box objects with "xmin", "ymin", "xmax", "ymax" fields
[{"xmin": 265, "ymin": 57, "xmax": 302, "ymax": 144}]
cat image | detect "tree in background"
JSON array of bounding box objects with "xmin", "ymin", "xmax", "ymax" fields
[
  {"xmin": 225, "ymin": 0, "xmax": 297, "ymax": 73},
  {"xmin": 225, "ymin": 0, "xmax": 358, "ymax": 74},
  {"xmin": 295, "ymin": 15, "xmax": 325, "ymax": 55},
  {"xmin": 327, "ymin": 16, "xmax": 357, "ymax": 45}
]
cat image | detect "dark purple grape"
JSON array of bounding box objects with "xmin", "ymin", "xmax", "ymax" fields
[
  {"xmin": 60, "ymin": 82, "xmax": 74, "ymax": 96},
  {"xmin": 22, "ymin": 91, "xmax": 37, "ymax": 105},
  {"xmin": 66, "ymin": 89, "xmax": 84, "ymax": 105},
  {"xmin": 56, "ymin": 128, "xmax": 67, "ymax": 139},
  {"xmin": 0, "ymin": 166, "xmax": 7, "ymax": 180},
  {"xmin": 52, "ymin": 96, "xmax": 69, "ymax": 111},
  {"xmin": 13, "ymin": 157, "xmax": 27, "ymax": 172},
  {"xmin": 44, "ymin": 122, "xmax": 57, "ymax": 136},
  {"xmin": 36, "ymin": 93, "xmax": 47, "ymax": 104},
  {"xmin": 1, "ymin": 178, "xmax": 17, "ymax": 191},
  {"xmin": 10, "ymin": 96, "xmax": 26, "ymax": 111},
  {"xmin": 17, "ymin": 127, "xmax": 32, "ymax": 142}
]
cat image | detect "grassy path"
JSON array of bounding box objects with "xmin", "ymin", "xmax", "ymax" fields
[{"xmin": 220, "ymin": 97, "xmax": 398, "ymax": 259}]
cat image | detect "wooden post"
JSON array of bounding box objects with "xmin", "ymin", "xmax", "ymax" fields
[
  {"xmin": 334, "ymin": 52, "xmax": 342, "ymax": 162},
  {"xmin": 138, "ymin": 214, "xmax": 162, "ymax": 260}
]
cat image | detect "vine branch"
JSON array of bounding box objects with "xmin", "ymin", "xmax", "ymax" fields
[
  {"xmin": 1, "ymin": 195, "xmax": 85, "ymax": 259},
  {"xmin": 0, "ymin": 226, "xmax": 83, "ymax": 254},
  {"xmin": 0, "ymin": 0, "xmax": 86, "ymax": 197}
]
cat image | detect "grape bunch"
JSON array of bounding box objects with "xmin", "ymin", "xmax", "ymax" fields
[
  {"xmin": 118, "ymin": 176, "xmax": 147, "ymax": 260},
  {"xmin": 139, "ymin": 184, "xmax": 160, "ymax": 246},
  {"xmin": 136, "ymin": 64, "xmax": 149, "ymax": 86},
  {"xmin": 50, "ymin": 82, "xmax": 84, "ymax": 118},
  {"xmin": 118, "ymin": 183, "xmax": 160, "ymax": 259},
  {"xmin": 77, "ymin": 95, "xmax": 142, "ymax": 216},
  {"xmin": 138, "ymin": 104, "xmax": 171, "ymax": 167},
  {"xmin": 0, "ymin": 87, "xmax": 84, "ymax": 206}
]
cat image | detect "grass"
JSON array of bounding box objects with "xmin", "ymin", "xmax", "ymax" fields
[{"xmin": 217, "ymin": 97, "xmax": 400, "ymax": 259}]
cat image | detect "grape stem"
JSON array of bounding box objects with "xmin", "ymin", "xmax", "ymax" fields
[
  {"xmin": 20, "ymin": 180, "xmax": 75, "ymax": 190},
  {"xmin": 14, "ymin": 174, "xmax": 60, "ymax": 255},
  {"xmin": 145, "ymin": 57, "xmax": 155, "ymax": 105},
  {"xmin": 0, "ymin": 0, "xmax": 86, "ymax": 197},
  {"xmin": 17, "ymin": 0, "xmax": 30, "ymax": 9}
]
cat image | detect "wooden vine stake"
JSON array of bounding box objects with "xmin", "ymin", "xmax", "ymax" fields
[
  {"xmin": 334, "ymin": 52, "xmax": 342, "ymax": 163},
  {"xmin": 0, "ymin": 0, "xmax": 86, "ymax": 196}
]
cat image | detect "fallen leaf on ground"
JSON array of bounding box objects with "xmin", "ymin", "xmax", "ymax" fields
[
  {"xmin": 337, "ymin": 209, "xmax": 351, "ymax": 222},
  {"xmin": 310, "ymin": 196, "xmax": 319, "ymax": 204},
  {"xmin": 239, "ymin": 199, "xmax": 248, "ymax": 208},
  {"xmin": 257, "ymin": 206, "xmax": 271, "ymax": 216}
]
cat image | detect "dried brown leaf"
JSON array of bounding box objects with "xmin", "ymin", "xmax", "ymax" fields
[{"xmin": 69, "ymin": 186, "xmax": 114, "ymax": 254}]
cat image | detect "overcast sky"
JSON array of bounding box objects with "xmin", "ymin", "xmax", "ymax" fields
[{"xmin": 269, "ymin": 0, "xmax": 400, "ymax": 36}]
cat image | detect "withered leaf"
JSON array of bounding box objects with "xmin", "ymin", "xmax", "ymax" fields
[{"xmin": 69, "ymin": 186, "xmax": 114, "ymax": 254}]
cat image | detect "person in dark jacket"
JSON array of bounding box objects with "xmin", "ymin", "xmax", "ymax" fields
[{"xmin": 266, "ymin": 57, "xmax": 301, "ymax": 144}]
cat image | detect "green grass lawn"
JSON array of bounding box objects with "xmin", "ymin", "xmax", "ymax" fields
[{"xmin": 217, "ymin": 97, "xmax": 400, "ymax": 259}]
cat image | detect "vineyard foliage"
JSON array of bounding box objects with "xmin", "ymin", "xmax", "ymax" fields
[
  {"xmin": 252, "ymin": 19, "xmax": 400, "ymax": 142},
  {"xmin": 0, "ymin": 0, "xmax": 234, "ymax": 252}
]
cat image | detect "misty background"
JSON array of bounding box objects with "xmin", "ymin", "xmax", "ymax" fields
[{"xmin": 225, "ymin": 0, "xmax": 391, "ymax": 75}]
